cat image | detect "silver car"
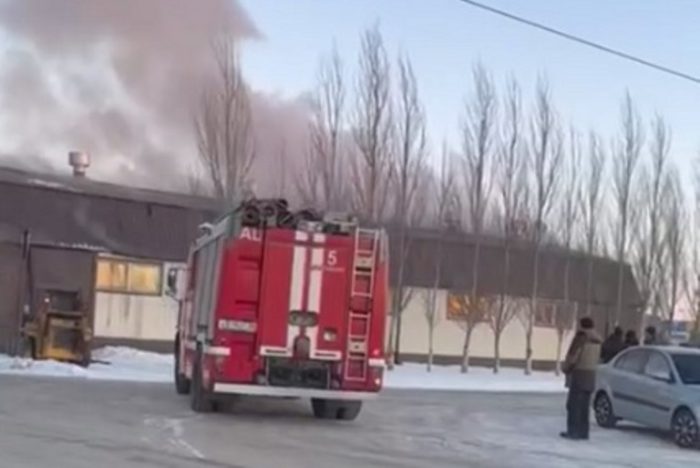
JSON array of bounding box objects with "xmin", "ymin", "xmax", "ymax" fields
[{"xmin": 594, "ymin": 345, "xmax": 700, "ymax": 448}]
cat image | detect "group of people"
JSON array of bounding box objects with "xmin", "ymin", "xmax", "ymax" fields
[
  {"xmin": 559, "ymin": 318, "xmax": 659, "ymax": 441},
  {"xmin": 600, "ymin": 325, "xmax": 658, "ymax": 363}
]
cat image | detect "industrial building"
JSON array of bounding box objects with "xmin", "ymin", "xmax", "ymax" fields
[{"xmin": 0, "ymin": 161, "xmax": 641, "ymax": 368}]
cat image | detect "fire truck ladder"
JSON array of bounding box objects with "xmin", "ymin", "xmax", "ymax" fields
[{"xmin": 344, "ymin": 228, "xmax": 379, "ymax": 382}]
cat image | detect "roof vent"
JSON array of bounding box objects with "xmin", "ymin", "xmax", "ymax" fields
[{"xmin": 68, "ymin": 151, "xmax": 90, "ymax": 177}]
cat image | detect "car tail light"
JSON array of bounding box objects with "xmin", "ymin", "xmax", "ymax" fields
[
  {"xmin": 370, "ymin": 367, "xmax": 383, "ymax": 390},
  {"xmin": 218, "ymin": 319, "xmax": 257, "ymax": 333}
]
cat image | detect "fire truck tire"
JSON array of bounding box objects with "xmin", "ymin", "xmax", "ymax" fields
[
  {"xmin": 190, "ymin": 347, "xmax": 217, "ymax": 413},
  {"xmin": 174, "ymin": 335, "xmax": 191, "ymax": 395},
  {"xmin": 311, "ymin": 399, "xmax": 362, "ymax": 421}
]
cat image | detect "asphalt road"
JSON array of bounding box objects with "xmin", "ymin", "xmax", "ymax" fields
[{"xmin": 0, "ymin": 376, "xmax": 696, "ymax": 468}]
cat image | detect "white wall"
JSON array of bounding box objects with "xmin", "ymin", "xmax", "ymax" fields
[
  {"xmin": 93, "ymin": 261, "xmax": 182, "ymax": 342},
  {"xmin": 394, "ymin": 288, "xmax": 576, "ymax": 363}
]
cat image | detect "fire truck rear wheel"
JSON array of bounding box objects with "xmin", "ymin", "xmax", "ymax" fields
[
  {"xmin": 311, "ymin": 399, "xmax": 362, "ymax": 421},
  {"xmin": 190, "ymin": 347, "xmax": 217, "ymax": 413},
  {"xmin": 174, "ymin": 335, "xmax": 191, "ymax": 395}
]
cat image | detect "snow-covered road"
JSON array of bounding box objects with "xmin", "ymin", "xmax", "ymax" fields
[{"xmin": 0, "ymin": 375, "xmax": 696, "ymax": 468}]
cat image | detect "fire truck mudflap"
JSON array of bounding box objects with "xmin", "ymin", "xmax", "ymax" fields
[{"xmin": 172, "ymin": 199, "xmax": 388, "ymax": 420}]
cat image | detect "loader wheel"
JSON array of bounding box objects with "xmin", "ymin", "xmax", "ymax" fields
[
  {"xmin": 190, "ymin": 346, "xmax": 216, "ymax": 413},
  {"xmin": 174, "ymin": 335, "xmax": 191, "ymax": 395},
  {"xmin": 311, "ymin": 399, "xmax": 362, "ymax": 421},
  {"xmin": 23, "ymin": 338, "xmax": 37, "ymax": 360}
]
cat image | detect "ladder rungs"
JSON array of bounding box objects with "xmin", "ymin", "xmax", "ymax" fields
[{"xmin": 354, "ymin": 269, "xmax": 372, "ymax": 276}]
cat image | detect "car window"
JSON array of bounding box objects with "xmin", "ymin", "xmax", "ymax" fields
[
  {"xmin": 671, "ymin": 353, "xmax": 700, "ymax": 385},
  {"xmin": 614, "ymin": 349, "xmax": 647, "ymax": 373},
  {"xmin": 643, "ymin": 352, "xmax": 672, "ymax": 381}
]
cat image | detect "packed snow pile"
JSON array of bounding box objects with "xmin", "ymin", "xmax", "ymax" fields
[
  {"xmin": 0, "ymin": 346, "xmax": 170, "ymax": 383},
  {"xmin": 1, "ymin": 348, "xmax": 565, "ymax": 392},
  {"xmin": 384, "ymin": 363, "xmax": 565, "ymax": 393}
]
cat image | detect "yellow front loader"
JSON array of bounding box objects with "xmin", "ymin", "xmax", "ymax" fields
[{"xmin": 21, "ymin": 289, "xmax": 92, "ymax": 366}]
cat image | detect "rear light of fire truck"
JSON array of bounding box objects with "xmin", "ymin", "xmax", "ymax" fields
[{"xmin": 218, "ymin": 319, "xmax": 257, "ymax": 333}]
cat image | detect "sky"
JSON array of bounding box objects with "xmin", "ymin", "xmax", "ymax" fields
[{"xmin": 239, "ymin": 0, "xmax": 700, "ymax": 187}]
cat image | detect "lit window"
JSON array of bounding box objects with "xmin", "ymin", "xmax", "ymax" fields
[
  {"xmin": 96, "ymin": 258, "xmax": 162, "ymax": 296},
  {"xmin": 96, "ymin": 259, "xmax": 127, "ymax": 291},
  {"xmin": 128, "ymin": 263, "xmax": 162, "ymax": 295}
]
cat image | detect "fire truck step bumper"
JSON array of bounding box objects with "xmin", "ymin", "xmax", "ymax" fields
[{"xmin": 212, "ymin": 384, "xmax": 378, "ymax": 401}]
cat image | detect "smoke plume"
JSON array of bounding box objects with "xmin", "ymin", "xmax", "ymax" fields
[{"xmin": 0, "ymin": 0, "xmax": 308, "ymax": 195}]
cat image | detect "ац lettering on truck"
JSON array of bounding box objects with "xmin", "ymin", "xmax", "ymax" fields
[{"xmin": 171, "ymin": 200, "xmax": 388, "ymax": 420}]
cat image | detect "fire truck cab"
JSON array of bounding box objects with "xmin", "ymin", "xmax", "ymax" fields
[{"xmin": 171, "ymin": 199, "xmax": 388, "ymax": 420}]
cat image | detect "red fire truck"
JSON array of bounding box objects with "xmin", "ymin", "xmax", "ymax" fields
[{"xmin": 170, "ymin": 199, "xmax": 388, "ymax": 420}]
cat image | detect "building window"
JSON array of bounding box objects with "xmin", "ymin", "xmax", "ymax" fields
[
  {"xmin": 96, "ymin": 258, "xmax": 163, "ymax": 296},
  {"xmin": 446, "ymin": 292, "xmax": 492, "ymax": 323},
  {"xmin": 535, "ymin": 301, "xmax": 557, "ymax": 328},
  {"xmin": 534, "ymin": 300, "xmax": 576, "ymax": 329}
]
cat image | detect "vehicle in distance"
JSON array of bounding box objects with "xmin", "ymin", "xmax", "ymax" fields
[
  {"xmin": 169, "ymin": 199, "xmax": 388, "ymax": 421},
  {"xmin": 594, "ymin": 345, "xmax": 700, "ymax": 448}
]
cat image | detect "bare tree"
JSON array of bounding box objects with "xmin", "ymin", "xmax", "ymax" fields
[
  {"xmin": 420, "ymin": 144, "xmax": 457, "ymax": 371},
  {"xmin": 195, "ymin": 36, "xmax": 255, "ymax": 205},
  {"xmin": 460, "ymin": 62, "xmax": 497, "ymax": 373},
  {"xmin": 688, "ymin": 158, "xmax": 700, "ymax": 341},
  {"xmin": 490, "ymin": 76, "xmax": 524, "ymax": 373},
  {"xmin": 351, "ymin": 24, "xmax": 394, "ymax": 223},
  {"xmin": 633, "ymin": 114, "xmax": 670, "ymax": 339},
  {"xmin": 298, "ymin": 45, "xmax": 346, "ymax": 210},
  {"xmin": 386, "ymin": 54, "xmax": 428, "ymax": 366},
  {"xmin": 553, "ymin": 127, "xmax": 581, "ymax": 375},
  {"xmin": 580, "ymin": 132, "xmax": 605, "ymax": 315},
  {"xmin": 451, "ymin": 293, "xmax": 491, "ymax": 370},
  {"xmin": 662, "ymin": 169, "xmax": 685, "ymax": 333},
  {"xmin": 612, "ymin": 93, "xmax": 644, "ymax": 329},
  {"xmin": 524, "ymin": 76, "xmax": 563, "ymax": 375}
]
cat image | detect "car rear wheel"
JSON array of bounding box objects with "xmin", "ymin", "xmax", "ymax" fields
[
  {"xmin": 594, "ymin": 392, "xmax": 617, "ymax": 428},
  {"xmin": 672, "ymin": 408, "xmax": 699, "ymax": 448},
  {"xmin": 311, "ymin": 399, "xmax": 362, "ymax": 421}
]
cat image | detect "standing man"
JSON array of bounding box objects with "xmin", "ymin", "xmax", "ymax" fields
[
  {"xmin": 561, "ymin": 317, "xmax": 602, "ymax": 440},
  {"xmin": 644, "ymin": 326, "xmax": 658, "ymax": 345},
  {"xmin": 600, "ymin": 326, "xmax": 624, "ymax": 363}
]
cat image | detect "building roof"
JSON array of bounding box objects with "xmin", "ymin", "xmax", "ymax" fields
[
  {"xmin": 389, "ymin": 227, "xmax": 641, "ymax": 308},
  {"xmin": 0, "ymin": 166, "xmax": 221, "ymax": 261},
  {"xmin": 0, "ymin": 165, "xmax": 641, "ymax": 308}
]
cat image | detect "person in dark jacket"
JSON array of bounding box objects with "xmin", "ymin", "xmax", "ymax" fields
[
  {"xmin": 561, "ymin": 317, "xmax": 602, "ymax": 440},
  {"xmin": 624, "ymin": 330, "xmax": 639, "ymax": 348},
  {"xmin": 644, "ymin": 326, "xmax": 658, "ymax": 345},
  {"xmin": 601, "ymin": 327, "xmax": 624, "ymax": 363}
]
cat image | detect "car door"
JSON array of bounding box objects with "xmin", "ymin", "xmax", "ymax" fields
[
  {"xmin": 607, "ymin": 348, "xmax": 649, "ymax": 421},
  {"xmin": 636, "ymin": 351, "xmax": 677, "ymax": 429}
]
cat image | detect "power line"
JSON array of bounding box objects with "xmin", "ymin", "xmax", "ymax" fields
[{"xmin": 457, "ymin": 0, "xmax": 700, "ymax": 85}]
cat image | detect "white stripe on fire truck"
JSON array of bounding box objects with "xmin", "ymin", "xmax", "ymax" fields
[
  {"xmin": 308, "ymin": 247, "xmax": 324, "ymax": 358},
  {"xmin": 289, "ymin": 245, "xmax": 306, "ymax": 311},
  {"xmin": 312, "ymin": 233, "xmax": 326, "ymax": 244},
  {"xmin": 295, "ymin": 231, "xmax": 309, "ymax": 242},
  {"xmin": 286, "ymin": 244, "xmax": 307, "ymax": 350}
]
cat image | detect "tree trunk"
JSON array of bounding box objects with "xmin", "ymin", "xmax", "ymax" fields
[
  {"xmin": 525, "ymin": 317, "xmax": 534, "ymax": 375},
  {"xmin": 461, "ymin": 327, "xmax": 472, "ymax": 373},
  {"xmin": 386, "ymin": 314, "xmax": 397, "ymax": 371},
  {"xmin": 554, "ymin": 330, "xmax": 563, "ymax": 376},
  {"xmin": 493, "ymin": 332, "xmax": 501, "ymax": 374},
  {"xmin": 427, "ymin": 326, "xmax": 434, "ymax": 372},
  {"xmin": 394, "ymin": 311, "xmax": 403, "ymax": 365},
  {"xmin": 615, "ymin": 259, "xmax": 626, "ymax": 327},
  {"xmin": 585, "ymin": 257, "xmax": 594, "ymax": 316}
]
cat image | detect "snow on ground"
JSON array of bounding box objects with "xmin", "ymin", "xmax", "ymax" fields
[
  {"xmin": 0, "ymin": 347, "xmax": 565, "ymax": 392},
  {"xmin": 0, "ymin": 347, "xmax": 171, "ymax": 383},
  {"xmin": 384, "ymin": 362, "xmax": 565, "ymax": 392}
]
